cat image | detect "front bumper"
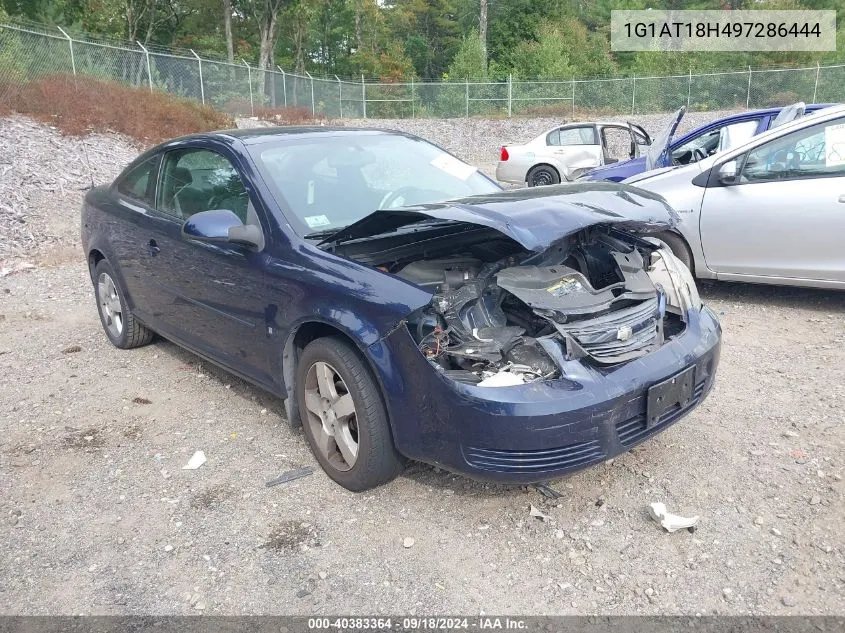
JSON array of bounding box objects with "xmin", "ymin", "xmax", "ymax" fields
[{"xmin": 369, "ymin": 306, "xmax": 721, "ymax": 483}]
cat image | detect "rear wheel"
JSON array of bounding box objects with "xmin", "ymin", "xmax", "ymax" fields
[
  {"xmin": 655, "ymin": 231, "xmax": 694, "ymax": 274},
  {"xmin": 296, "ymin": 336, "xmax": 404, "ymax": 491},
  {"xmin": 526, "ymin": 165, "xmax": 561, "ymax": 187},
  {"xmin": 93, "ymin": 259, "xmax": 154, "ymax": 349}
]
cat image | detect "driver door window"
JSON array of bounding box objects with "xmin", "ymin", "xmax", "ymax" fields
[
  {"xmin": 158, "ymin": 149, "xmax": 250, "ymax": 223},
  {"xmin": 740, "ymin": 119, "xmax": 843, "ymax": 183}
]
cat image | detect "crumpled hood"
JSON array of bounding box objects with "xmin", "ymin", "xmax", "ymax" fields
[{"xmin": 320, "ymin": 182, "xmax": 680, "ymax": 252}]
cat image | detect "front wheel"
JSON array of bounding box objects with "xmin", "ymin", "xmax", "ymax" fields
[
  {"xmin": 296, "ymin": 337, "xmax": 404, "ymax": 491},
  {"xmin": 526, "ymin": 165, "xmax": 561, "ymax": 187}
]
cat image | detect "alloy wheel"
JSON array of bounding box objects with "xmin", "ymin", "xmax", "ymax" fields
[
  {"xmin": 97, "ymin": 272, "xmax": 124, "ymax": 338},
  {"xmin": 302, "ymin": 361, "xmax": 359, "ymax": 471}
]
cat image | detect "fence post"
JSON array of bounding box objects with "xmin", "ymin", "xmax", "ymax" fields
[
  {"xmin": 465, "ymin": 79, "xmax": 469, "ymax": 117},
  {"xmin": 190, "ymin": 49, "xmax": 204, "ymax": 105},
  {"xmin": 304, "ymin": 71, "xmax": 315, "ymax": 116},
  {"xmin": 507, "ymin": 74, "xmax": 512, "ymax": 118},
  {"xmin": 813, "ymin": 62, "xmax": 820, "ymax": 103},
  {"xmin": 362, "ymin": 75, "xmax": 367, "ymax": 118},
  {"xmin": 56, "ymin": 27, "xmax": 76, "ymax": 76},
  {"xmin": 631, "ymin": 76, "xmax": 636, "ymax": 115},
  {"xmin": 571, "ymin": 76, "xmax": 575, "ymax": 119},
  {"xmin": 411, "ymin": 77, "xmax": 415, "ymax": 118},
  {"xmin": 137, "ymin": 41, "xmax": 153, "ymax": 92},
  {"xmin": 687, "ymin": 68, "xmax": 692, "ymax": 109},
  {"xmin": 276, "ymin": 66, "xmax": 287, "ymax": 108},
  {"xmin": 243, "ymin": 59, "xmax": 253, "ymax": 115},
  {"xmin": 746, "ymin": 66, "xmax": 752, "ymax": 108},
  {"xmin": 335, "ymin": 75, "xmax": 343, "ymax": 118}
]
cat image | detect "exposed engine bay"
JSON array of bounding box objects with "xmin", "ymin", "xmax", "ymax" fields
[
  {"xmin": 344, "ymin": 224, "xmax": 694, "ymax": 387},
  {"xmin": 317, "ymin": 181, "xmax": 695, "ymax": 388}
]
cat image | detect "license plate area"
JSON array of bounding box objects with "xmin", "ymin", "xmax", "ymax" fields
[{"xmin": 646, "ymin": 366, "xmax": 696, "ymax": 428}]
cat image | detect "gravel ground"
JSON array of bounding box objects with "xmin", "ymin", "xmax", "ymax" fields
[
  {"xmin": 1, "ymin": 265, "xmax": 842, "ymax": 615},
  {"xmin": 0, "ymin": 115, "xmax": 842, "ymax": 615}
]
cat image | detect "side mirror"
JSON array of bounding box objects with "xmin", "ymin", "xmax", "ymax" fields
[
  {"xmin": 717, "ymin": 160, "xmax": 738, "ymax": 185},
  {"xmin": 182, "ymin": 209, "xmax": 263, "ymax": 249},
  {"xmin": 630, "ymin": 140, "xmax": 637, "ymax": 158}
]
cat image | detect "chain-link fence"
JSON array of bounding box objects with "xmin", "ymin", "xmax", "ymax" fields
[{"xmin": 2, "ymin": 20, "xmax": 844, "ymax": 120}]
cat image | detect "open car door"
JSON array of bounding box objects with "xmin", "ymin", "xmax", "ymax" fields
[
  {"xmin": 645, "ymin": 107, "xmax": 686, "ymax": 171},
  {"xmin": 627, "ymin": 122, "xmax": 651, "ymax": 158}
]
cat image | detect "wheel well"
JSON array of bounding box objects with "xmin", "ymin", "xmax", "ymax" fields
[
  {"xmin": 281, "ymin": 322, "xmax": 358, "ymax": 428},
  {"xmin": 654, "ymin": 230, "xmax": 695, "ymax": 273},
  {"xmin": 87, "ymin": 249, "xmax": 105, "ymax": 282}
]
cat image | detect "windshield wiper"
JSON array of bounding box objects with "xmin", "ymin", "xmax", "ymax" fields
[{"xmin": 304, "ymin": 226, "xmax": 347, "ymax": 240}]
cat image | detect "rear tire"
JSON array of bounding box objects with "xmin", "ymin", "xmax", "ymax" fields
[
  {"xmin": 93, "ymin": 259, "xmax": 154, "ymax": 349},
  {"xmin": 526, "ymin": 165, "xmax": 561, "ymax": 187},
  {"xmin": 296, "ymin": 336, "xmax": 404, "ymax": 491},
  {"xmin": 655, "ymin": 231, "xmax": 694, "ymax": 275}
]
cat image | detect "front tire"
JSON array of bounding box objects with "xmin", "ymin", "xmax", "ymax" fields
[
  {"xmin": 296, "ymin": 337, "xmax": 404, "ymax": 491},
  {"xmin": 655, "ymin": 231, "xmax": 694, "ymax": 274},
  {"xmin": 526, "ymin": 165, "xmax": 561, "ymax": 187},
  {"xmin": 93, "ymin": 259, "xmax": 154, "ymax": 349}
]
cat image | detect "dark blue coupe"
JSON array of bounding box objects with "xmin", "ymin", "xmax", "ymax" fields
[{"xmin": 81, "ymin": 127, "xmax": 721, "ymax": 491}]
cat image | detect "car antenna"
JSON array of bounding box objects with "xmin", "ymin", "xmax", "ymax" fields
[{"xmin": 79, "ymin": 139, "xmax": 95, "ymax": 190}]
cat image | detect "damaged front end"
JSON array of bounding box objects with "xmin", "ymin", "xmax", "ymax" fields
[
  {"xmin": 399, "ymin": 227, "xmax": 697, "ymax": 387},
  {"xmin": 319, "ymin": 183, "xmax": 697, "ymax": 388}
]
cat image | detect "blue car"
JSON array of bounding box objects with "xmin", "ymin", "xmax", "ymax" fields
[
  {"xmin": 82, "ymin": 128, "xmax": 721, "ymax": 491},
  {"xmin": 579, "ymin": 103, "xmax": 830, "ymax": 182}
]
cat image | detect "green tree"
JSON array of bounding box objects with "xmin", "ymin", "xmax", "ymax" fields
[
  {"xmin": 388, "ymin": 0, "xmax": 461, "ymax": 79},
  {"xmin": 512, "ymin": 19, "xmax": 617, "ymax": 79},
  {"xmin": 445, "ymin": 28, "xmax": 486, "ymax": 80}
]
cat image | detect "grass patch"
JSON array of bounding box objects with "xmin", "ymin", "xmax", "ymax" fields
[{"xmin": 0, "ymin": 75, "xmax": 233, "ymax": 143}]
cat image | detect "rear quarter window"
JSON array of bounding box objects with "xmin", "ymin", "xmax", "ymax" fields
[
  {"xmin": 116, "ymin": 156, "xmax": 158, "ymax": 205},
  {"xmin": 547, "ymin": 126, "xmax": 597, "ymax": 146}
]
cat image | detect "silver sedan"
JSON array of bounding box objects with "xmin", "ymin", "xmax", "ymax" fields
[
  {"xmin": 625, "ymin": 104, "xmax": 845, "ymax": 289},
  {"xmin": 496, "ymin": 121, "xmax": 651, "ymax": 186}
]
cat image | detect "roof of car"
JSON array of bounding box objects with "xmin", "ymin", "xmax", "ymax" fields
[{"xmin": 169, "ymin": 126, "xmax": 407, "ymax": 147}]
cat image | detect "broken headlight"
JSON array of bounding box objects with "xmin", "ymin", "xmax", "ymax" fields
[{"xmin": 648, "ymin": 248, "xmax": 702, "ymax": 314}]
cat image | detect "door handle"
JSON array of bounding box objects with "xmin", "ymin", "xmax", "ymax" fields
[
  {"xmin": 838, "ymin": 195, "xmax": 845, "ymax": 203},
  {"xmin": 147, "ymin": 239, "xmax": 160, "ymax": 257}
]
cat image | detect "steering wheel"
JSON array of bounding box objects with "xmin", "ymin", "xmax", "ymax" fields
[
  {"xmin": 767, "ymin": 148, "xmax": 793, "ymax": 176},
  {"xmin": 379, "ymin": 186, "xmax": 420, "ymax": 209},
  {"xmin": 692, "ymin": 148, "xmax": 707, "ymax": 163}
]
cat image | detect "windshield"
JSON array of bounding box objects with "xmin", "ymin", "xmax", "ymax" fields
[
  {"xmin": 645, "ymin": 107, "xmax": 685, "ymax": 171},
  {"xmin": 248, "ymin": 133, "xmax": 500, "ymax": 237}
]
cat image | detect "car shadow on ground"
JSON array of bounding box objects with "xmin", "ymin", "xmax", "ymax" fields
[
  {"xmin": 699, "ymin": 279, "xmax": 845, "ymax": 311},
  {"xmin": 144, "ymin": 280, "xmax": 838, "ymax": 500},
  {"xmin": 147, "ymin": 336, "xmax": 591, "ymax": 498}
]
